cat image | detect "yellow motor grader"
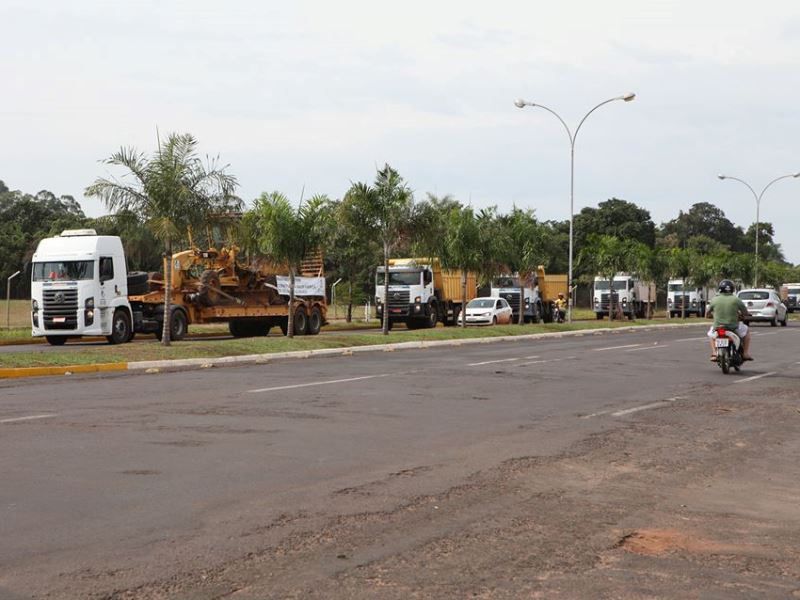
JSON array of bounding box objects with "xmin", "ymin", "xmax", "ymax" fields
[{"xmin": 129, "ymin": 226, "xmax": 327, "ymax": 339}]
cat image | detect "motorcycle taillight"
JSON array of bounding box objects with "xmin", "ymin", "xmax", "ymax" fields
[{"xmin": 717, "ymin": 328, "xmax": 727, "ymax": 336}]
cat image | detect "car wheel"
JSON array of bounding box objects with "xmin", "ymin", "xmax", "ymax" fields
[
  {"xmin": 492, "ymin": 315, "xmax": 497, "ymax": 326},
  {"xmin": 770, "ymin": 315, "xmax": 778, "ymax": 327},
  {"xmin": 780, "ymin": 313, "xmax": 788, "ymax": 327}
]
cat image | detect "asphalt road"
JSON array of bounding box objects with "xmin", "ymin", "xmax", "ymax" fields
[{"xmin": 1, "ymin": 323, "xmax": 799, "ymax": 598}]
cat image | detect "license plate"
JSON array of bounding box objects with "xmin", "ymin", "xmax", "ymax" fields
[
  {"xmin": 53, "ymin": 317, "xmax": 66, "ymax": 323},
  {"xmin": 715, "ymin": 338, "xmax": 729, "ymax": 348}
]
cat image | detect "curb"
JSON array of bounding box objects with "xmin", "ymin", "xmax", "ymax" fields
[
  {"xmin": 1, "ymin": 322, "xmax": 707, "ymax": 380},
  {"xmin": 0, "ymin": 362, "xmax": 129, "ymax": 379}
]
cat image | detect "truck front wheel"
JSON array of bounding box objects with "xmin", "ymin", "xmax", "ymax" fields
[
  {"xmin": 107, "ymin": 309, "xmax": 131, "ymax": 345},
  {"xmin": 425, "ymin": 304, "xmax": 438, "ymax": 328},
  {"xmin": 46, "ymin": 336, "xmax": 67, "ymax": 346}
]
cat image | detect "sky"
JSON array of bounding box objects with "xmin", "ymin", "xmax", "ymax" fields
[{"xmin": 2, "ymin": 0, "xmax": 800, "ymax": 263}]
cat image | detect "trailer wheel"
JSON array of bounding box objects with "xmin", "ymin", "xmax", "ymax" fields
[
  {"xmin": 307, "ymin": 306, "xmax": 322, "ymax": 335},
  {"xmin": 106, "ymin": 309, "xmax": 131, "ymax": 345},
  {"xmin": 293, "ymin": 308, "xmax": 308, "ymax": 335},
  {"xmin": 46, "ymin": 335, "xmax": 67, "ymax": 346},
  {"xmin": 229, "ymin": 319, "xmax": 247, "ymax": 337}
]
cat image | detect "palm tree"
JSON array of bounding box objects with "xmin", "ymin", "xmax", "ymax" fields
[
  {"xmin": 499, "ymin": 208, "xmax": 548, "ymax": 324},
  {"xmin": 86, "ymin": 133, "xmax": 239, "ymax": 345},
  {"xmin": 668, "ymin": 247, "xmax": 693, "ymax": 320},
  {"xmin": 245, "ymin": 192, "xmax": 329, "ymax": 338},
  {"xmin": 345, "ymin": 165, "xmax": 416, "ymax": 335},
  {"xmin": 439, "ymin": 206, "xmax": 483, "ymax": 328}
]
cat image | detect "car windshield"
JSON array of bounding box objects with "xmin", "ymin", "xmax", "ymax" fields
[
  {"xmin": 32, "ymin": 261, "xmax": 94, "ymax": 281},
  {"xmin": 376, "ymin": 271, "xmax": 421, "ymax": 286},
  {"xmin": 739, "ymin": 291, "xmax": 769, "ymax": 300},
  {"xmin": 468, "ymin": 299, "xmax": 495, "ymax": 309},
  {"xmin": 595, "ymin": 280, "xmax": 628, "ymax": 291}
]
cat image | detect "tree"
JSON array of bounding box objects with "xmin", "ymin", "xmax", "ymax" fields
[
  {"xmin": 324, "ymin": 197, "xmax": 381, "ymax": 322},
  {"xmin": 630, "ymin": 244, "xmax": 668, "ymax": 319},
  {"xmin": 661, "ymin": 202, "xmax": 745, "ymax": 250},
  {"xmin": 437, "ymin": 206, "xmax": 484, "ymax": 328},
  {"xmin": 244, "ymin": 192, "xmax": 330, "ymax": 338},
  {"xmin": 574, "ymin": 198, "xmax": 656, "ymax": 252},
  {"xmin": 345, "ymin": 165, "xmax": 416, "ymax": 335},
  {"xmin": 85, "ymin": 133, "xmax": 239, "ymax": 345},
  {"xmin": 667, "ymin": 247, "xmax": 693, "ymax": 319},
  {"xmin": 498, "ymin": 207, "xmax": 549, "ymax": 323}
]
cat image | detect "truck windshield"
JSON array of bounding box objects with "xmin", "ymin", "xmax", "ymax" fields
[
  {"xmin": 32, "ymin": 261, "xmax": 94, "ymax": 281},
  {"xmin": 788, "ymin": 288, "xmax": 800, "ymax": 295},
  {"xmin": 493, "ymin": 277, "xmax": 518, "ymax": 287},
  {"xmin": 376, "ymin": 271, "xmax": 421, "ymax": 286},
  {"xmin": 595, "ymin": 280, "xmax": 628, "ymax": 291},
  {"xmin": 668, "ymin": 284, "xmax": 689, "ymax": 292}
]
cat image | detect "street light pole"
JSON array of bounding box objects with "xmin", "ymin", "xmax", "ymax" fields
[
  {"xmin": 717, "ymin": 172, "xmax": 799, "ymax": 287},
  {"xmin": 515, "ymin": 93, "xmax": 635, "ymax": 322}
]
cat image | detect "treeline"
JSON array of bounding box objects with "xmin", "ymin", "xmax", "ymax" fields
[{"xmin": 3, "ymin": 158, "xmax": 798, "ymax": 304}]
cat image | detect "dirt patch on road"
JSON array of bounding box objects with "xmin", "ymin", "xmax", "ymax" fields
[{"xmin": 617, "ymin": 528, "xmax": 765, "ymax": 557}]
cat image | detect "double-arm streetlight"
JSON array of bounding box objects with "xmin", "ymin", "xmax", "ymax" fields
[
  {"xmin": 717, "ymin": 172, "xmax": 799, "ymax": 288},
  {"xmin": 515, "ymin": 93, "xmax": 636, "ymax": 322}
]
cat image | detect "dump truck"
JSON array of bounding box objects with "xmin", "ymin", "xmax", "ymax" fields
[
  {"xmin": 375, "ymin": 258, "xmax": 476, "ymax": 329},
  {"xmin": 666, "ymin": 278, "xmax": 711, "ymax": 318},
  {"xmin": 30, "ymin": 229, "xmax": 327, "ymax": 345},
  {"xmin": 490, "ymin": 266, "xmax": 568, "ymax": 323},
  {"xmin": 593, "ymin": 273, "xmax": 656, "ymax": 319}
]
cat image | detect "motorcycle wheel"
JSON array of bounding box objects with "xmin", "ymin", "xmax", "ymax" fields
[{"xmin": 720, "ymin": 348, "xmax": 730, "ymax": 374}]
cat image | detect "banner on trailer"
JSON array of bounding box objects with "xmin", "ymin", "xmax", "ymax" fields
[{"xmin": 276, "ymin": 276, "xmax": 325, "ymax": 297}]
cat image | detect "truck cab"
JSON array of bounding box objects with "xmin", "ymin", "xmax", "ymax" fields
[
  {"xmin": 782, "ymin": 283, "xmax": 800, "ymax": 313},
  {"xmin": 375, "ymin": 263, "xmax": 437, "ymax": 329},
  {"xmin": 593, "ymin": 273, "xmax": 655, "ymax": 319},
  {"xmin": 490, "ymin": 274, "xmax": 542, "ymax": 323},
  {"xmin": 31, "ymin": 230, "xmax": 133, "ymax": 345},
  {"xmin": 666, "ymin": 278, "xmax": 706, "ymax": 317}
]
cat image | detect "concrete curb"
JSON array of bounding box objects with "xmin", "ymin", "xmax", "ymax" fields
[
  {"xmin": 126, "ymin": 322, "xmax": 708, "ymax": 374},
  {"xmin": 0, "ymin": 362, "xmax": 129, "ymax": 379},
  {"xmin": 0, "ymin": 322, "xmax": 708, "ymax": 379}
]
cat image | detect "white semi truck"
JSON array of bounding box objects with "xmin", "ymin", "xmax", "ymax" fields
[
  {"xmin": 31, "ymin": 229, "xmax": 137, "ymax": 345},
  {"xmin": 593, "ymin": 273, "xmax": 656, "ymax": 319},
  {"xmin": 782, "ymin": 283, "xmax": 800, "ymax": 313},
  {"xmin": 666, "ymin": 278, "xmax": 708, "ymax": 318}
]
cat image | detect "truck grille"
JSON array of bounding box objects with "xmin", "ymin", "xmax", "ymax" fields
[
  {"xmin": 787, "ymin": 297, "xmax": 797, "ymax": 308},
  {"xmin": 43, "ymin": 289, "xmax": 79, "ymax": 330},
  {"xmin": 672, "ymin": 295, "xmax": 692, "ymax": 309},
  {"xmin": 387, "ymin": 290, "xmax": 410, "ymax": 310},
  {"xmin": 598, "ymin": 293, "xmax": 620, "ymax": 312},
  {"xmin": 500, "ymin": 292, "xmax": 520, "ymax": 314}
]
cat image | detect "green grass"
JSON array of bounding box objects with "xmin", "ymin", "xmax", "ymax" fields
[{"xmin": 0, "ymin": 318, "xmax": 703, "ymax": 369}]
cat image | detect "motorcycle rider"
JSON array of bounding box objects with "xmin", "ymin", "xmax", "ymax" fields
[
  {"xmin": 706, "ymin": 279, "xmax": 753, "ymax": 362},
  {"xmin": 554, "ymin": 292, "xmax": 567, "ymax": 322}
]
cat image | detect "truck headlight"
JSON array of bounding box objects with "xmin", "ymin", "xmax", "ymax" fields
[
  {"xmin": 32, "ymin": 299, "xmax": 39, "ymax": 311},
  {"xmin": 375, "ymin": 297, "xmax": 382, "ymax": 305},
  {"xmin": 414, "ymin": 296, "xmax": 421, "ymax": 303},
  {"xmin": 85, "ymin": 297, "xmax": 94, "ymax": 308},
  {"xmin": 594, "ymin": 298, "xmax": 599, "ymax": 305},
  {"xmin": 622, "ymin": 298, "xmax": 628, "ymax": 304},
  {"xmin": 414, "ymin": 304, "xmax": 421, "ymax": 313}
]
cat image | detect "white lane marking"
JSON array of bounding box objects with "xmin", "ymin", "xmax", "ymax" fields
[
  {"xmin": 673, "ymin": 336, "xmax": 707, "ymax": 343},
  {"xmin": 625, "ymin": 344, "xmax": 669, "ymax": 352},
  {"xmin": 581, "ymin": 410, "xmax": 612, "ymax": 419},
  {"xmin": 592, "ymin": 344, "xmax": 641, "ymax": 351},
  {"xmin": 467, "ymin": 357, "xmax": 521, "ymax": 367},
  {"xmin": 0, "ymin": 414, "xmax": 57, "ymax": 424},
  {"xmin": 611, "ymin": 396, "xmax": 683, "ymax": 417},
  {"xmin": 248, "ymin": 374, "xmax": 391, "ymax": 393},
  {"xmin": 732, "ymin": 371, "xmax": 777, "ymax": 385},
  {"xmin": 752, "ymin": 332, "xmax": 778, "ymax": 337},
  {"xmin": 517, "ymin": 356, "xmax": 576, "ymax": 368}
]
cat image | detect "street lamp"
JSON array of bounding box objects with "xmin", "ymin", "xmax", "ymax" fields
[
  {"xmin": 515, "ymin": 93, "xmax": 635, "ymax": 322},
  {"xmin": 717, "ymin": 172, "xmax": 800, "ymax": 287}
]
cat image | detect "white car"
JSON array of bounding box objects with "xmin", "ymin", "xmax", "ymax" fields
[
  {"xmin": 460, "ymin": 297, "xmax": 513, "ymax": 325},
  {"xmin": 738, "ymin": 288, "xmax": 789, "ymax": 327}
]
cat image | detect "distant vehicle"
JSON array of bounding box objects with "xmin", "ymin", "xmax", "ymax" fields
[
  {"xmin": 490, "ymin": 266, "xmax": 567, "ymax": 324},
  {"xmin": 737, "ymin": 288, "xmax": 788, "ymax": 327},
  {"xmin": 375, "ymin": 258, "xmax": 476, "ymax": 329},
  {"xmin": 781, "ymin": 283, "xmax": 800, "ymax": 313},
  {"xmin": 459, "ymin": 297, "xmax": 513, "ymax": 326},
  {"xmin": 593, "ymin": 274, "xmax": 655, "ymax": 319},
  {"xmin": 666, "ymin": 278, "xmax": 707, "ymax": 317}
]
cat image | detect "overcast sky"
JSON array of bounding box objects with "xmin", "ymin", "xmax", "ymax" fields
[{"xmin": 2, "ymin": 1, "xmax": 799, "ymax": 263}]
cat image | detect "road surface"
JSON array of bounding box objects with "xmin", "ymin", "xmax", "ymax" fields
[{"xmin": 1, "ymin": 324, "xmax": 799, "ymax": 598}]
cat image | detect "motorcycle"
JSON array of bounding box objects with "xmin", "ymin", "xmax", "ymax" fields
[
  {"xmin": 553, "ymin": 302, "xmax": 566, "ymax": 323},
  {"xmin": 711, "ymin": 326, "xmax": 744, "ymax": 374}
]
